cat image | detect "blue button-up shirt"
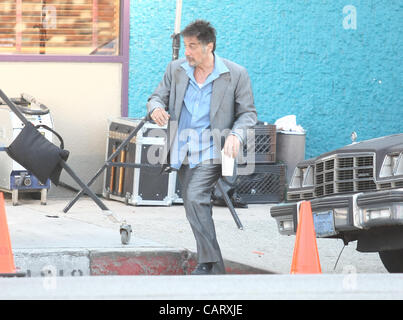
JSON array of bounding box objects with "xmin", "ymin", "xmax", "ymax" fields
[{"xmin": 170, "ymin": 54, "xmax": 229, "ymax": 169}]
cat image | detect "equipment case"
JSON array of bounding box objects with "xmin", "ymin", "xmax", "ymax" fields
[{"xmin": 103, "ymin": 118, "xmax": 182, "ymax": 206}]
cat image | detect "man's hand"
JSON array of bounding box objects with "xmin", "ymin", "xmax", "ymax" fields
[
  {"xmin": 150, "ymin": 107, "xmax": 170, "ymax": 126},
  {"xmin": 223, "ymin": 134, "xmax": 241, "ymax": 158}
]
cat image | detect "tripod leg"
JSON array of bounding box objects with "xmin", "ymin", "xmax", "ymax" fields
[
  {"xmin": 63, "ymin": 163, "xmax": 108, "ymax": 213},
  {"xmin": 216, "ymin": 179, "xmax": 243, "ymax": 230},
  {"xmin": 60, "ymin": 160, "xmax": 109, "ymax": 211},
  {"xmin": 63, "ymin": 117, "xmax": 148, "ymax": 213}
]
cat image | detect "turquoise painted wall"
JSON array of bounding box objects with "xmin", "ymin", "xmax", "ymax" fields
[{"xmin": 128, "ymin": 0, "xmax": 403, "ymax": 159}]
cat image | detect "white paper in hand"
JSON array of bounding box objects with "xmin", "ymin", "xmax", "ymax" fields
[{"xmin": 221, "ymin": 149, "xmax": 234, "ymax": 176}]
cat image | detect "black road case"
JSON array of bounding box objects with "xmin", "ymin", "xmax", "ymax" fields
[{"xmin": 103, "ymin": 118, "xmax": 181, "ymax": 206}]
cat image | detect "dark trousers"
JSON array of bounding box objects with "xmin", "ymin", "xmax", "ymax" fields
[{"xmin": 177, "ymin": 162, "xmax": 226, "ymax": 274}]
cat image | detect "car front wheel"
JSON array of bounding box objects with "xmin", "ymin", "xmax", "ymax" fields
[{"xmin": 379, "ymin": 249, "xmax": 403, "ymax": 273}]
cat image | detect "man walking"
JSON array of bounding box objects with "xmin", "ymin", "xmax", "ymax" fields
[{"xmin": 147, "ymin": 20, "xmax": 257, "ymax": 274}]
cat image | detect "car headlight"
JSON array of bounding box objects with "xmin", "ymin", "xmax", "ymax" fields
[
  {"xmin": 380, "ymin": 153, "xmax": 403, "ymax": 177},
  {"xmin": 289, "ymin": 165, "xmax": 314, "ymax": 188}
]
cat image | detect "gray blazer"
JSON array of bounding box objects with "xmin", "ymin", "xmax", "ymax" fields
[{"xmin": 147, "ymin": 57, "xmax": 258, "ymax": 165}]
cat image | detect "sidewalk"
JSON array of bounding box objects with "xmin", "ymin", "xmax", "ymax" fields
[{"xmin": 4, "ymin": 186, "xmax": 387, "ymax": 277}]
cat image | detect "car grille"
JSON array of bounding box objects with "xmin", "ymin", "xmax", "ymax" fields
[{"xmin": 314, "ymin": 154, "xmax": 376, "ymax": 197}]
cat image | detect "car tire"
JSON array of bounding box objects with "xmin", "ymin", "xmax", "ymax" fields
[{"xmin": 379, "ymin": 249, "xmax": 403, "ymax": 273}]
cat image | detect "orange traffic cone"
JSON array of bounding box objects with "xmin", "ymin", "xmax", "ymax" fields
[
  {"xmin": 290, "ymin": 201, "xmax": 322, "ymax": 274},
  {"xmin": 0, "ymin": 192, "xmax": 24, "ymax": 277}
]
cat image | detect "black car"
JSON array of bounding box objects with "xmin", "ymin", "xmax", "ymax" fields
[{"xmin": 270, "ymin": 133, "xmax": 403, "ymax": 272}]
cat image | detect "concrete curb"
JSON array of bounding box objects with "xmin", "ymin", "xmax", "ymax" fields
[{"xmin": 14, "ymin": 247, "xmax": 271, "ymax": 277}]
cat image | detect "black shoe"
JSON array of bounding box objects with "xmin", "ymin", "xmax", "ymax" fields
[{"xmin": 191, "ymin": 263, "xmax": 214, "ymax": 275}]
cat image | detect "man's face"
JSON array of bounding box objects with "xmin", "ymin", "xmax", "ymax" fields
[{"xmin": 183, "ymin": 36, "xmax": 212, "ymax": 67}]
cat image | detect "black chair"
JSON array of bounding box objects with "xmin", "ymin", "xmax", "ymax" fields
[{"xmin": 0, "ymin": 89, "xmax": 132, "ymax": 244}]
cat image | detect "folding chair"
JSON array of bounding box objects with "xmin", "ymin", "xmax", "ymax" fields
[{"xmin": 0, "ymin": 89, "xmax": 133, "ymax": 244}]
